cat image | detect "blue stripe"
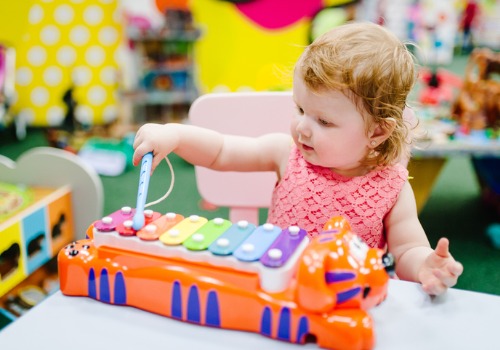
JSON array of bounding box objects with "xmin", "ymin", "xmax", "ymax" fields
[
  {"xmin": 317, "ymin": 234, "xmax": 335, "ymax": 243},
  {"xmin": 187, "ymin": 285, "xmax": 200, "ymax": 323},
  {"xmin": 277, "ymin": 307, "xmax": 291, "ymax": 341},
  {"xmin": 337, "ymin": 287, "xmax": 362, "ymax": 303},
  {"xmin": 322, "ymin": 230, "xmax": 339, "ymax": 235},
  {"xmin": 261, "ymin": 307, "xmax": 272, "ymax": 336},
  {"xmin": 171, "ymin": 281, "xmax": 182, "ymax": 319},
  {"xmin": 114, "ymin": 272, "xmax": 126, "ymax": 304},
  {"xmin": 99, "ymin": 269, "xmax": 110, "ymax": 303},
  {"xmin": 325, "ymin": 271, "xmax": 356, "ymax": 283},
  {"xmin": 88, "ymin": 268, "xmax": 96, "ymax": 299},
  {"xmin": 205, "ymin": 291, "xmax": 220, "ymax": 327},
  {"xmin": 296, "ymin": 316, "xmax": 309, "ymax": 344}
]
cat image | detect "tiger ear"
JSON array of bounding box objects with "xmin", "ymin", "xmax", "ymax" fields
[
  {"xmin": 295, "ymin": 237, "xmax": 337, "ymax": 313},
  {"xmin": 323, "ymin": 216, "xmax": 351, "ymax": 232}
]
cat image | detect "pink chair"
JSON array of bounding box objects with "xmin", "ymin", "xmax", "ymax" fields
[{"xmin": 188, "ymin": 92, "xmax": 296, "ymax": 225}]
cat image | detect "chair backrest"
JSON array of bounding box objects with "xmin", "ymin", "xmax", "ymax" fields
[{"xmin": 188, "ymin": 91, "xmax": 295, "ymax": 225}]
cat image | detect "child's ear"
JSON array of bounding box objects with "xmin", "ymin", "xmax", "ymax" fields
[{"xmin": 369, "ymin": 118, "xmax": 396, "ymax": 147}]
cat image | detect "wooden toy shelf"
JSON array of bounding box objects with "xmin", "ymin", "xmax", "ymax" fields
[
  {"xmin": 0, "ymin": 147, "xmax": 103, "ymax": 323},
  {"xmin": 0, "ymin": 184, "xmax": 74, "ymax": 300}
]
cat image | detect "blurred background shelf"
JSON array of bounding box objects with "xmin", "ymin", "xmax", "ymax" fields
[{"xmin": 123, "ymin": 9, "xmax": 201, "ymax": 127}]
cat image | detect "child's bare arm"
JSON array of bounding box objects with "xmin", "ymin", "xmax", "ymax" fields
[
  {"xmin": 385, "ymin": 182, "xmax": 463, "ymax": 295},
  {"xmin": 133, "ymin": 123, "xmax": 223, "ymax": 170},
  {"xmin": 133, "ymin": 123, "xmax": 291, "ymax": 175}
]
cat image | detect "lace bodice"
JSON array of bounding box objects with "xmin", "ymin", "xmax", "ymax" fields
[{"xmin": 267, "ymin": 147, "xmax": 408, "ymax": 248}]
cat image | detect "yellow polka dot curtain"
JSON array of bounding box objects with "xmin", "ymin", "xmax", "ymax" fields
[{"xmin": 12, "ymin": 0, "xmax": 123, "ymax": 127}]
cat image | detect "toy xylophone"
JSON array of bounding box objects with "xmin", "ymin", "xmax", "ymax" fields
[{"xmin": 58, "ymin": 208, "xmax": 393, "ymax": 350}]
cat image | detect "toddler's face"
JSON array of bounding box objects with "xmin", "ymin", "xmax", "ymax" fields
[{"xmin": 291, "ymin": 72, "xmax": 373, "ymax": 177}]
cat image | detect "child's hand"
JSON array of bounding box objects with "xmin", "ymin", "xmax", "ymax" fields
[
  {"xmin": 418, "ymin": 238, "xmax": 463, "ymax": 295},
  {"xmin": 133, "ymin": 123, "xmax": 178, "ymax": 172}
]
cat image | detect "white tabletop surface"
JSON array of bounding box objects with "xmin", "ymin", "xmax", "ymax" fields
[{"xmin": 1, "ymin": 279, "xmax": 499, "ymax": 350}]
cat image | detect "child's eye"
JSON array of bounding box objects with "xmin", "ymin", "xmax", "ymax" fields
[
  {"xmin": 296, "ymin": 106, "xmax": 304, "ymax": 115},
  {"xmin": 318, "ymin": 118, "xmax": 331, "ymax": 126}
]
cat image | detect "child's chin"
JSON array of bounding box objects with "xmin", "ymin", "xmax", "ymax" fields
[{"xmin": 300, "ymin": 152, "xmax": 322, "ymax": 167}]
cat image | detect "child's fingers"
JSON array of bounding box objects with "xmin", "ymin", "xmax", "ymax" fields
[
  {"xmin": 132, "ymin": 132, "xmax": 142, "ymax": 149},
  {"xmin": 133, "ymin": 144, "xmax": 152, "ymax": 167},
  {"xmin": 422, "ymin": 280, "xmax": 447, "ymax": 296},
  {"xmin": 434, "ymin": 237, "xmax": 451, "ymax": 258},
  {"xmin": 132, "ymin": 151, "xmax": 142, "ymax": 167},
  {"xmin": 151, "ymin": 154, "xmax": 163, "ymax": 172},
  {"xmin": 132, "ymin": 150, "xmax": 145, "ymax": 167},
  {"xmin": 447, "ymin": 261, "xmax": 463, "ymax": 277},
  {"xmin": 432, "ymin": 267, "xmax": 459, "ymax": 288}
]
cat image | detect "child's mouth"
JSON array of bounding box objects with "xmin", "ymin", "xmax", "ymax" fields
[{"xmin": 302, "ymin": 144, "xmax": 314, "ymax": 152}]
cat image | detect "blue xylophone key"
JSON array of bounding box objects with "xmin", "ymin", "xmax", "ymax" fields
[
  {"xmin": 233, "ymin": 223, "xmax": 282, "ymax": 262},
  {"xmin": 208, "ymin": 220, "xmax": 256, "ymax": 256},
  {"xmin": 260, "ymin": 226, "xmax": 307, "ymax": 268}
]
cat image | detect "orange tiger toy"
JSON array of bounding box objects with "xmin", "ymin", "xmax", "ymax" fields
[{"xmin": 58, "ymin": 209, "xmax": 393, "ymax": 350}]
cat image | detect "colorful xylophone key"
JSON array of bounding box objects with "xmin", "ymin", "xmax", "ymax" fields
[
  {"xmin": 260, "ymin": 225, "xmax": 307, "ymax": 268},
  {"xmin": 159, "ymin": 215, "xmax": 208, "ymax": 245},
  {"xmin": 233, "ymin": 223, "xmax": 282, "ymax": 262},
  {"xmin": 208, "ymin": 220, "xmax": 257, "ymax": 256},
  {"xmin": 136, "ymin": 212, "xmax": 184, "ymax": 241},
  {"xmin": 94, "ymin": 206, "xmax": 135, "ymax": 232},
  {"xmin": 117, "ymin": 209, "xmax": 162, "ymax": 237},
  {"xmin": 183, "ymin": 218, "xmax": 232, "ymax": 251}
]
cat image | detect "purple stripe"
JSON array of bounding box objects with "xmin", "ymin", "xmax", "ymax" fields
[{"xmin": 325, "ymin": 271, "xmax": 356, "ymax": 283}]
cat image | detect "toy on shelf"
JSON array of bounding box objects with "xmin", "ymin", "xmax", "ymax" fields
[
  {"xmin": 458, "ymin": 0, "xmax": 480, "ymax": 55},
  {"xmin": 58, "ymin": 208, "xmax": 393, "ymax": 350},
  {"xmin": 77, "ymin": 135, "xmax": 135, "ymax": 177},
  {"xmin": 0, "ymin": 183, "xmax": 33, "ymax": 220},
  {"xmin": 452, "ymin": 48, "xmax": 500, "ymax": 132},
  {"xmin": 124, "ymin": 6, "xmax": 201, "ymax": 125},
  {"xmin": 418, "ymin": 68, "xmax": 463, "ymax": 108}
]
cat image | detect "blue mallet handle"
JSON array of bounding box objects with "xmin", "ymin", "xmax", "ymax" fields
[{"xmin": 132, "ymin": 152, "xmax": 153, "ymax": 230}]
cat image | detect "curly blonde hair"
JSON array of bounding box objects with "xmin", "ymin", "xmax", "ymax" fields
[{"xmin": 298, "ymin": 21, "xmax": 417, "ymax": 167}]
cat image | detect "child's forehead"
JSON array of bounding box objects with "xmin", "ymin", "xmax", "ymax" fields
[
  {"xmin": 293, "ymin": 72, "xmax": 354, "ymax": 104},
  {"xmin": 295, "ymin": 82, "xmax": 369, "ymax": 118}
]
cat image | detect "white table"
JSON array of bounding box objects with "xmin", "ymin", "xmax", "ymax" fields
[{"xmin": 1, "ymin": 279, "xmax": 499, "ymax": 350}]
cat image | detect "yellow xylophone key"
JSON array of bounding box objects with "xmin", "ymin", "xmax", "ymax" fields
[{"xmin": 159, "ymin": 215, "xmax": 208, "ymax": 245}]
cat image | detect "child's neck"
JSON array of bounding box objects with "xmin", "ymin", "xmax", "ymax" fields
[{"xmin": 329, "ymin": 164, "xmax": 377, "ymax": 178}]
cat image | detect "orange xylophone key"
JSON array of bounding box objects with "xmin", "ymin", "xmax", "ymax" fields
[{"xmin": 136, "ymin": 212, "xmax": 185, "ymax": 241}]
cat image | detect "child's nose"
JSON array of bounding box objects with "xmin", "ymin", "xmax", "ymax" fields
[{"xmin": 296, "ymin": 117, "xmax": 312, "ymax": 138}]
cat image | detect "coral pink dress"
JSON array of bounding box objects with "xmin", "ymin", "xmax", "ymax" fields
[{"xmin": 267, "ymin": 146, "xmax": 408, "ymax": 248}]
